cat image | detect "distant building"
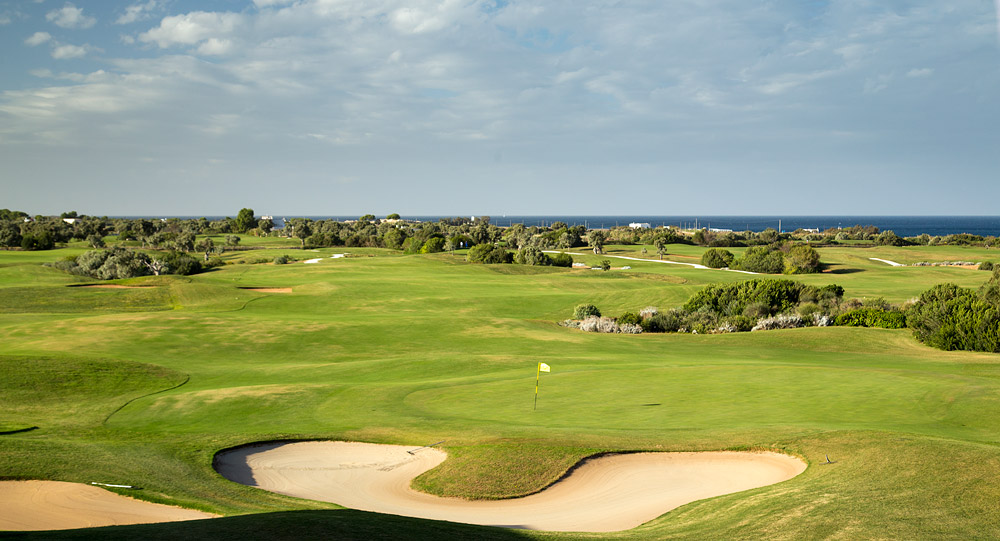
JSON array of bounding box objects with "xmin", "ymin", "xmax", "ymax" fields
[
  {"xmin": 629, "ymin": 222, "xmax": 651, "ymax": 229},
  {"xmin": 709, "ymin": 228, "xmax": 732, "ymax": 233},
  {"xmin": 62, "ymin": 218, "xmax": 77, "ymax": 224}
]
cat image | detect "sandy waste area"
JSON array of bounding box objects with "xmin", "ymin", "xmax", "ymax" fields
[
  {"xmin": 0, "ymin": 480, "xmax": 216, "ymax": 531},
  {"xmin": 215, "ymin": 441, "xmax": 806, "ymax": 532}
]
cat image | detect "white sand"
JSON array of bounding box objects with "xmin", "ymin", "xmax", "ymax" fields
[
  {"xmin": 869, "ymin": 257, "xmax": 905, "ymax": 267},
  {"xmin": 0, "ymin": 480, "xmax": 217, "ymax": 531},
  {"xmin": 302, "ymin": 258, "xmax": 322, "ymax": 264},
  {"xmin": 215, "ymin": 441, "xmax": 806, "ymax": 532}
]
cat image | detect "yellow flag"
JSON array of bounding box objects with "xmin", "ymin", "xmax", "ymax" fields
[{"xmin": 539, "ymin": 362, "xmax": 551, "ymax": 373}]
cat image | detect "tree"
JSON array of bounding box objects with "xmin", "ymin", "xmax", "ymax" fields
[
  {"xmin": 234, "ymin": 208, "xmax": 256, "ymax": 233},
  {"xmin": 258, "ymin": 218, "xmax": 274, "ymax": 235},
  {"xmin": 383, "ymin": 228, "xmax": 406, "ymax": 250},
  {"xmin": 654, "ymin": 238, "xmax": 667, "ymax": 260},
  {"xmin": 225, "ymin": 235, "xmax": 241, "ymax": 248},
  {"xmin": 86, "ymin": 234, "xmax": 106, "ymax": 249},
  {"xmin": 196, "ymin": 238, "xmax": 215, "ymax": 261},
  {"xmin": 420, "ymin": 237, "xmax": 446, "ymax": 253},
  {"xmin": 387, "ymin": 213, "xmax": 401, "ymax": 220},
  {"xmin": 359, "ymin": 214, "xmax": 376, "ymax": 222},
  {"xmin": 589, "ymin": 230, "xmax": 606, "ymax": 254},
  {"xmin": 600, "ymin": 259, "xmax": 612, "ymax": 271},
  {"xmin": 290, "ymin": 220, "xmax": 312, "ymax": 248}
]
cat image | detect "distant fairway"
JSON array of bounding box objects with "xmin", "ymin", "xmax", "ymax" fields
[{"xmin": 1, "ymin": 244, "xmax": 1000, "ymax": 538}]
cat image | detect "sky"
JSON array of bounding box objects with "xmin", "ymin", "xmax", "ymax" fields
[{"xmin": 1, "ymin": 0, "xmax": 999, "ymax": 217}]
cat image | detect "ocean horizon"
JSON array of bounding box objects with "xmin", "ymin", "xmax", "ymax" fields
[{"xmin": 121, "ymin": 215, "xmax": 1000, "ymax": 238}]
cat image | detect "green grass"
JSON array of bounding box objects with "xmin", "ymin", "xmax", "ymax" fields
[{"xmin": 2, "ymin": 246, "xmax": 1000, "ymax": 538}]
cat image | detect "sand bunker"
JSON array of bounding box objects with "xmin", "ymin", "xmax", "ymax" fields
[
  {"xmin": 0, "ymin": 480, "xmax": 216, "ymax": 531},
  {"xmin": 239, "ymin": 287, "xmax": 293, "ymax": 293},
  {"xmin": 215, "ymin": 441, "xmax": 805, "ymax": 532}
]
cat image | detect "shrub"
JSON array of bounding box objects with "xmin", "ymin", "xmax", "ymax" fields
[
  {"xmin": 599, "ymin": 259, "xmax": 611, "ymax": 271},
  {"xmin": 573, "ymin": 304, "xmax": 601, "ymax": 319},
  {"xmin": 684, "ymin": 278, "xmax": 805, "ymax": 318},
  {"xmin": 641, "ymin": 310, "xmax": 685, "ymax": 333},
  {"xmin": 639, "ymin": 306, "xmax": 658, "ymax": 319},
  {"xmin": 751, "ymin": 314, "xmax": 804, "ymax": 332},
  {"xmin": 835, "ymin": 308, "xmax": 906, "ymax": 329},
  {"xmin": 467, "ymin": 244, "xmax": 513, "ymax": 264},
  {"xmin": 905, "ymin": 282, "xmax": 1000, "ymax": 352},
  {"xmin": 274, "ymin": 255, "xmax": 290, "ymax": 265},
  {"xmin": 980, "ymin": 261, "xmax": 995, "ymax": 271},
  {"xmin": 733, "ymin": 246, "xmax": 785, "ymax": 274},
  {"xmin": 515, "ymin": 245, "xmax": 551, "ymax": 266},
  {"xmin": 549, "ymin": 252, "xmax": 573, "ymax": 268},
  {"xmin": 617, "ymin": 312, "xmax": 641, "ymax": 326},
  {"xmin": 158, "ymin": 251, "xmax": 202, "ymax": 276},
  {"xmin": 205, "ymin": 257, "xmax": 226, "ymax": 268},
  {"xmin": 579, "ymin": 316, "xmax": 619, "ymax": 333},
  {"xmin": 701, "ymin": 248, "xmax": 735, "ymax": 269},
  {"xmin": 784, "ymin": 244, "xmax": 821, "ymax": 274},
  {"xmin": 619, "ymin": 323, "xmax": 643, "ymax": 334},
  {"xmin": 420, "ymin": 237, "xmax": 446, "ymax": 254}
]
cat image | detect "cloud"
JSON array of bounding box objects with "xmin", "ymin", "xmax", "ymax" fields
[
  {"xmin": 116, "ymin": 1, "xmax": 158, "ymax": 25},
  {"xmin": 25, "ymin": 31, "xmax": 52, "ymax": 46},
  {"xmin": 907, "ymin": 68, "xmax": 934, "ymax": 77},
  {"xmin": 51, "ymin": 43, "xmax": 87, "ymax": 59},
  {"xmin": 46, "ymin": 3, "xmax": 96, "ymax": 29},
  {"xmin": 0, "ymin": 15, "xmax": 11, "ymax": 26},
  {"xmin": 4, "ymin": 1, "xmax": 1000, "ymax": 215},
  {"xmin": 139, "ymin": 11, "xmax": 244, "ymax": 48}
]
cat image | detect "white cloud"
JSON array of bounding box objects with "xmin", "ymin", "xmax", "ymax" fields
[
  {"xmin": 25, "ymin": 31, "xmax": 52, "ymax": 46},
  {"xmin": 46, "ymin": 3, "xmax": 96, "ymax": 29},
  {"xmin": 0, "ymin": 15, "xmax": 11, "ymax": 25},
  {"xmin": 139, "ymin": 11, "xmax": 244, "ymax": 48},
  {"xmin": 116, "ymin": 1, "xmax": 158, "ymax": 25},
  {"xmin": 907, "ymin": 67, "xmax": 934, "ymax": 77},
  {"xmin": 196, "ymin": 38, "xmax": 234, "ymax": 56},
  {"xmin": 51, "ymin": 43, "xmax": 87, "ymax": 59}
]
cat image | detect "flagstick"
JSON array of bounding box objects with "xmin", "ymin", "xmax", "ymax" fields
[{"xmin": 534, "ymin": 362, "xmax": 541, "ymax": 411}]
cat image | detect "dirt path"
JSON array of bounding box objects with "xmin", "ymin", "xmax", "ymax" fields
[
  {"xmin": 546, "ymin": 252, "xmax": 758, "ymax": 274},
  {"xmin": 0, "ymin": 480, "xmax": 217, "ymax": 531},
  {"xmin": 215, "ymin": 441, "xmax": 805, "ymax": 532}
]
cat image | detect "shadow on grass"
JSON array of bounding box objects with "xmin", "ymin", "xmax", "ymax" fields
[
  {"xmin": 1, "ymin": 510, "xmax": 538, "ymax": 541},
  {"xmin": 827, "ymin": 268, "xmax": 864, "ymax": 274}
]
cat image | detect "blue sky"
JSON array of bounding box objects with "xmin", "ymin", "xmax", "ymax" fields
[{"xmin": 1, "ymin": 1, "xmax": 998, "ymax": 216}]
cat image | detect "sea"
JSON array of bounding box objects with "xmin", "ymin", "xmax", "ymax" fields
[{"xmin": 134, "ymin": 216, "xmax": 1000, "ymax": 238}]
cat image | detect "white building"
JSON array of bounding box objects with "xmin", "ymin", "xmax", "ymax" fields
[{"xmin": 628, "ymin": 222, "xmax": 651, "ymax": 229}]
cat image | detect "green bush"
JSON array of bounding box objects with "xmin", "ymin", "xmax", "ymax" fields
[
  {"xmin": 617, "ymin": 312, "xmax": 641, "ymax": 326},
  {"xmin": 683, "ymin": 278, "xmax": 806, "ymax": 318},
  {"xmin": 549, "ymin": 252, "xmax": 573, "ymax": 268},
  {"xmin": 835, "ymin": 308, "xmax": 906, "ymax": 329},
  {"xmin": 515, "ymin": 246, "xmax": 551, "ymax": 266},
  {"xmin": 420, "ymin": 237, "xmax": 446, "ymax": 254},
  {"xmin": 732, "ymin": 246, "xmax": 785, "ymax": 274},
  {"xmin": 158, "ymin": 251, "xmax": 202, "ymax": 276},
  {"xmin": 784, "ymin": 244, "xmax": 821, "ymax": 274},
  {"xmin": 600, "ymin": 260, "xmax": 611, "ymax": 271},
  {"xmin": 467, "ymin": 244, "xmax": 513, "ymax": 264},
  {"xmin": 573, "ymin": 304, "xmax": 601, "ymax": 319},
  {"xmin": 701, "ymin": 248, "xmax": 735, "ymax": 268},
  {"xmin": 273, "ymin": 255, "xmax": 290, "ymax": 265},
  {"xmin": 641, "ymin": 310, "xmax": 685, "ymax": 333},
  {"xmin": 980, "ymin": 261, "xmax": 994, "ymax": 271},
  {"xmin": 906, "ymin": 283, "xmax": 1000, "ymax": 352}
]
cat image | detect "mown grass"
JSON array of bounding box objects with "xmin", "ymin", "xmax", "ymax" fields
[{"xmin": 1, "ymin": 245, "xmax": 999, "ymax": 538}]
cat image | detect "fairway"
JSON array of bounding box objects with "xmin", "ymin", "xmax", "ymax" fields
[{"xmin": 2, "ymin": 245, "xmax": 1000, "ymax": 538}]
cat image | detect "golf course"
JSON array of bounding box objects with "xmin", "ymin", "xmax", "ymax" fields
[{"xmin": 2, "ymin": 240, "xmax": 1000, "ymax": 539}]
